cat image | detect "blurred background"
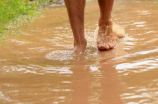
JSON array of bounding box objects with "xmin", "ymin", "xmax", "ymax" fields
[{"xmin": 0, "ymin": 0, "xmax": 64, "ymax": 39}]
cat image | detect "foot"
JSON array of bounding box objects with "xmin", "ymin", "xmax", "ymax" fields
[
  {"xmin": 96, "ymin": 20, "xmax": 125, "ymax": 50},
  {"xmin": 97, "ymin": 25, "xmax": 118, "ymax": 50},
  {"xmin": 73, "ymin": 38, "xmax": 87, "ymax": 52}
]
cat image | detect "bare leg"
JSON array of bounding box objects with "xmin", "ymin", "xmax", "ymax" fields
[
  {"xmin": 64, "ymin": 0, "xmax": 87, "ymax": 52},
  {"xmin": 97, "ymin": 0, "xmax": 118, "ymax": 50}
]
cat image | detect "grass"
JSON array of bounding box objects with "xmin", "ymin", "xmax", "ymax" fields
[{"xmin": 0, "ymin": 0, "xmax": 53, "ymax": 40}]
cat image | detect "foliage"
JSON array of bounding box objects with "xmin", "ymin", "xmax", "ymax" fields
[{"xmin": 0, "ymin": 0, "xmax": 50, "ymax": 39}]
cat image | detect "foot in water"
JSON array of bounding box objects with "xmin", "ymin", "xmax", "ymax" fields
[
  {"xmin": 96, "ymin": 20, "xmax": 125, "ymax": 50},
  {"xmin": 73, "ymin": 38, "xmax": 87, "ymax": 52}
]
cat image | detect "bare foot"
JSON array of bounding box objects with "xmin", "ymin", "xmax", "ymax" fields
[
  {"xmin": 97, "ymin": 25, "xmax": 118, "ymax": 50},
  {"xmin": 73, "ymin": 38, "xmax": 87, "ymax": 52},
  {"xmin": 94, "ymin": 20, "xmax": 125, "ymax": 50}
]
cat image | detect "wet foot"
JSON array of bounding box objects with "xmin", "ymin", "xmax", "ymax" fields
[
  {"xmin": 73, "ymin": 39, "xmax": 87, "ymax": 52},
  {"xmin": 96, "ymin": 20, "xmax": 125, "ymax": 50},
  {"xmin": 97, "ymin": 25, "xmax": 118, "ymax": 50}
]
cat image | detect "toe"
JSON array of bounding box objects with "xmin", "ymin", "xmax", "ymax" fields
[
  {"xmin": 105, "ymin": 45, "xmax": 110, "ymax": 50},
  {"xmin": 98, "ymin": 44, "xmax": 106, "ymax": 50},
  {"xmin": 109, "ymin": 44, "xmax": 114, "ymax": 49}
]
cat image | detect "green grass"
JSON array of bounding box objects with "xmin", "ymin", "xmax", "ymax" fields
[{"xmin": 0, "ymin": 0, "xmax": 52, "ymax": 39}]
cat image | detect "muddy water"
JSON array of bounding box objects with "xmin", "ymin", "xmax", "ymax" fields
[{"xmin": 1, "ymin": 0, "xmax": 158, "ymax": 103}]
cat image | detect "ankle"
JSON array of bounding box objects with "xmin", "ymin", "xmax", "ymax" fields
[
  {"xmin": 74, "ymin": 38, "xmax": 87, "ymax": 46},
  {"xmin": 74, "ymin": 39, "xmax": 87, "ymax": 52},
  {"xmin": 98, "ymin": 19, "xmax": 113, "ymax": 27}
]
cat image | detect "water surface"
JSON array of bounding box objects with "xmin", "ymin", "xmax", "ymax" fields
[{"xmin": 0, "ymin": 0, "xmax": 158, "ymax": 104}]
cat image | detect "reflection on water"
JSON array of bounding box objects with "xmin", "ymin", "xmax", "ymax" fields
[{"xmin": 0, "ymin": 0, "xmax": 158, "ymax": 103}]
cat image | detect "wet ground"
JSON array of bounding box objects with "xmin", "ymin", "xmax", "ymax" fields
[{"xmin": 1, "ymin": 0, "xmax": 158, "ymax": 104}]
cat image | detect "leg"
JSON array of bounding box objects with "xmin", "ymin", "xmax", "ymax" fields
[
  {"xmin": 97, "ymin": 0, "xmax": 116, "ymax": 50},
  {"xmin": 98, "ymin": 0, "xmax": 114, "ymax": 22},
  {"xmin": 97, "ymin": 0, "xmax": 125, "ymax": 50},
  {"xmin": 64, "ymin": 0, "xmax": 87, "ymax": 52}
]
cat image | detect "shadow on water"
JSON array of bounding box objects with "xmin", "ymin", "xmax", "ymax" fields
[{"xmin": 0, "ymin": 0, "xmax": 158, "ymax": 103}]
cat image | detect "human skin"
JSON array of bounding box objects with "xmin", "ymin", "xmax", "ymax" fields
[{"xmin": 64, "ymin": 0, "xmax": 125, "ymax": 51}]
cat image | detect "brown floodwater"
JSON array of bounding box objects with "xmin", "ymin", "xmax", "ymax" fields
[{"xmin": 1, "ymin": 0, "xmax": 158, "ymax": 103}]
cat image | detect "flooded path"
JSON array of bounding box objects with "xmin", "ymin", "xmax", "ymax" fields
[{"xmin": 1, "ymin": 0, "xmax": 158, "ymax": 103}]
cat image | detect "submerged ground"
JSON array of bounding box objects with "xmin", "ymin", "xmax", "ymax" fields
[{"xmin": 0, "ymin": 0, "xmax": 158, "ymax": 103}]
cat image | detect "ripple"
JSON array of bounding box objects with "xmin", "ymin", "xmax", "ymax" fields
[
  {"xmin": 45, "ymin": 46, "xmax": 98, "ymax": 61},
  {"xmin": 45, "ymin": 50, "xmax": 76, "ymax": 61},
  {"xmin": 113, "ymin": 48, "xmax": 158, "ymax": 60}
]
